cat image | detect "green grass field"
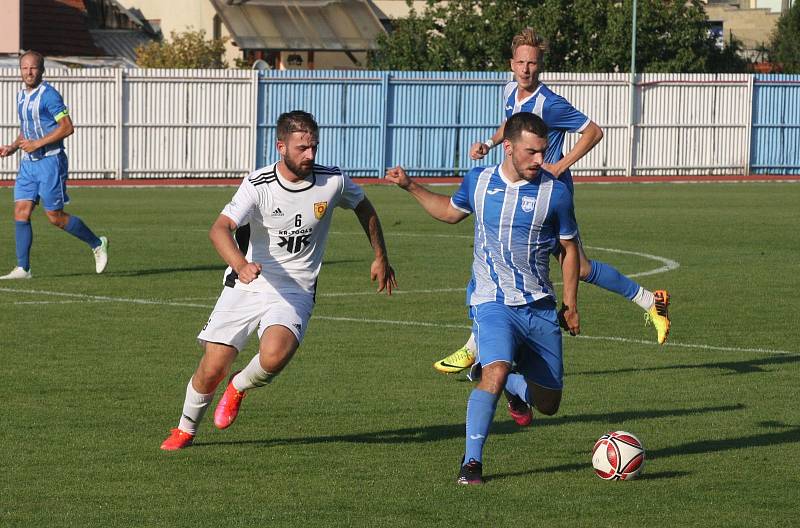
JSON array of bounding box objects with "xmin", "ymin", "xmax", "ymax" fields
[{"xmin": 2, "ymin": 182, "xmax": 799, "ymax": 527}]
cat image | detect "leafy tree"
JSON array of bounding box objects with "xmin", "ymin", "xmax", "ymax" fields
[
  {"xmin": 136, "ymin": 29, "xmax": 228, "ymax": 69},
  {"xmin": 769, "ymin": 1, "xmax": 800, "ymax": 73},
  {"xmin": 368, "ymin": 0, "xmax": 747, "ymax": 73}
]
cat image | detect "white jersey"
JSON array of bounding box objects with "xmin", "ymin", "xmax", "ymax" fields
[{"xmin": 220, "ymin": 162, "xmax": 365, "ymax": 294}]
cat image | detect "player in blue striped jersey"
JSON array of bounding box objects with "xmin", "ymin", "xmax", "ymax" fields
[
  {"xmin": 0, "ymin": 51, "xmax": 108, "ymax": 279},
  {"xmin": 434, "ymin": 28, "xmax": 670, "ymax": 374},
  {"xmin": 387, "ymin": 112, "xmax": 580, "ymax": 485}
]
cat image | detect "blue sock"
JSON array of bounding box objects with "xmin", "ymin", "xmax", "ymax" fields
[
  {"xmin": 64, "ymin": 216, "xmax": 101, "ymax": 248},
  {"xmin": 464, "ymin": 389, "xmax": 499, "ymax": 464},
  {"xmin": 583, "ymin": 260, "xmax": 640, "ymax": 300},
  {"xmin": 15, "ymin": 220, "xmax": 32, "ymax": 271},
  {"xmin": 504, "ymin": 373, "xmax": 530, "ymax": 404}
]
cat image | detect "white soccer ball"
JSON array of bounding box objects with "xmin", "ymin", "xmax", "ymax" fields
[{"xmin": 592, "ymin": 431, "xmax": 645, "ymax": 480}]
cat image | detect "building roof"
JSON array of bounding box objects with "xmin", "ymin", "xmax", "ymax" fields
[
  {"xmin": 89, "ymin": 29, "xmax": 153, "ymax": 62},
  {"xmin": 210, "ymin": 0, "xmax": 386, "ymax": 51}
]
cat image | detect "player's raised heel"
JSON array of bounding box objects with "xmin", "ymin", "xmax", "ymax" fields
[
  {"xmin": 0, "ymin": 266, "xmax": 32, "ymax": 280},
  {"xmin": 214, "ymin": 373, "xmax": 247, "ymax": 430},
  {"xmin": 457, "ymin": 457, "xmax": 484, "ymax": 485},
  {"xmin": 160, "ymin": 427, "xmax": 194, "ymax": 450},
  {"xmin": 434, "ymin": 346, "xmax": 476, "ymax": 374},
  {"xmin": 93, "ymin": 236, "xmax": 109, "ymax": 274},
  {"xmin": 645, "ymin": 289, "xmax": 671, "ymax": 345},
  {"xmin": 506, "ymin": 392, "xmax": 533, "ymax": 427}
]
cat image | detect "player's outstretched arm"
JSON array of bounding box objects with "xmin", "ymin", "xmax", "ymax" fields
[
  {"xmin": 208, "ymin": 214, "xmax": 262, "ymax": 284},
  {"xmin": 353, "ymin": 197, "xmax": 397, "ymax": 295},
  {"xmin": 542, "ymin": 121, "xmax": 603, "ymax": 178},
  {"xmin": 558, "ymin": 237, "xmax": 580, "ymax": 336},
  {"xmin": 385, "ymin": 166, "xmax": 468, "ymax": 224}
]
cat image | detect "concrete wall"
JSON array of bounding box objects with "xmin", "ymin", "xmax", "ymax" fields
[
  {"xmin": 0, "ymin": 0, "xmax": 21, "ymax": 54},
  {"xmin": 117, "ymin": 0, "xmax": 242, "ymax": 66},
  {"xmin": 705, "ymin": 5, "xmax": 780, "ymax": 52},
  {"xmin": 371, "ymin": 0, "xmax": 428, "ymax": 19}
]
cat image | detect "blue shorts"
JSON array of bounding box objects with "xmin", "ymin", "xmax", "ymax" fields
[
  {"xmin": 472, "ymin": 299, "xmax": 564, "ymax": 390},
  {"xmin": 15, "ymin": 153, "xmax": 70, "ymax": 211}
]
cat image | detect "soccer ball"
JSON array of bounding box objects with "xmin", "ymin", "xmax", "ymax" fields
[{"xmin": 592, "ymin": 431, "xmax": 645, "ymax": 480}]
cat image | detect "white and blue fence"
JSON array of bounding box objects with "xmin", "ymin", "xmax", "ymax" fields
[{"xmin": 1, "ymin": 69, "xmax": 798, "ymax": 180}]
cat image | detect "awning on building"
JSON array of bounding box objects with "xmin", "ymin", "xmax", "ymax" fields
[
  {"xmin": 210, "ymin": 0, "xmax": 386, "ymax": 51},
  {"xmin": 90, "ymin": 29, "xmax": 156, "ymax": 63}
]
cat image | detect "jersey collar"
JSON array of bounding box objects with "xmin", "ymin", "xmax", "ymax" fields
[
  {"xmin": 514, "ymin": 82, "xmax": 543, "ymax": 109},
  {"xmin": 497, "ymin": 164, "xmax": 537, "ymax": 188},
  {"xmin": 275, "ymin": 162, "xmax": 316, "ymax": 192}
]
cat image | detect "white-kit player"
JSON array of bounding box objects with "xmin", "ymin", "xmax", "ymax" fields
[{"xmin": 161, "ymin": 110, "xmax": 397, "ymax": 450}]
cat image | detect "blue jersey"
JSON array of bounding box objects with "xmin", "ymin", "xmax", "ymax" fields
[
  {"xmin": 503, "ymin": 81, "xmax": 590, "ymax": 193},
  {"xmin": 451, "ymin": 164, "xmax": 578, "ymax": 307},
  {"xmin": 17, "ymin": 81, "xmax": 69, "ymax": 161}
]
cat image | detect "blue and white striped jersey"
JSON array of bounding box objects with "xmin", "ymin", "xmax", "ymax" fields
[
  {"xmin": 503, "ymin": 81, "xmax": 590, "ymax": 193},
  {"xmin": 17, "ymin": 81, "xmax": 69, "ymax": 161},
  {"xmin": 451, "ymin": 164, "xmax": 578, "ymax": 306}
]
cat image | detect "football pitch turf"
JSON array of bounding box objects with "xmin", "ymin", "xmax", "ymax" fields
[{"xmin": 1, "ymin": 182, "xmax": 798, "ymax": 527}]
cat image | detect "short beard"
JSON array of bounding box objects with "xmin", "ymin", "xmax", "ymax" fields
[
  {"xmin": 284, "ymin": 157, "xmax": 313, "ymax": 178},
  {"xmin": 512, "ymin": 159, "xmax": 539, "ymax": 181}
]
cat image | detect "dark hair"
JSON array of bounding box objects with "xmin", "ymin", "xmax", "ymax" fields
[
  {"xmin": 503, "ymin": 112, "xmax": 548, "ymax": 143},
  {"xmin": 20, "ymin": 50, "xmax": 45, "ymax": 70},
  {"xmin": 276, "ymin": 111, "xmax": 319, "ymax": 141}
]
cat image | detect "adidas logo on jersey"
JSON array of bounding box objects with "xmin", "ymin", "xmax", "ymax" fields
[{"xmin": 272, "ymin": 207, "xmax": 284, "ymax": 217}]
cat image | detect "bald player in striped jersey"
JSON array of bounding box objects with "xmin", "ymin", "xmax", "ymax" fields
[
  {"xmin": 0, "ymin": 51, "xmax": 108, "ymax": 279},
  {"xmin": 387, "ymin": 112, "xmax": 580, "ymax": 484},
  {"xmin": 161, "ymin": 110, "xmax": 397, "ymax": 450},
  {"xmin": 434, "ymin": 27, "xmax": 670, "ymax": 377}
]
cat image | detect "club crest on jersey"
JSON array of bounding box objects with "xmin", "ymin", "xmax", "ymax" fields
[
  {"xmin": 521, "ymin": 196, "xmax": 536, "ymax": 212},
  {"xmin": 314, "ymin": 201, "xmax": 328, "ymax": 220}
]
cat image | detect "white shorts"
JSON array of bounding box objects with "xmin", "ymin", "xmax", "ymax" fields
[{"xmin": 197, "ymin": 287, "xmax": 314, "ymax": 352}]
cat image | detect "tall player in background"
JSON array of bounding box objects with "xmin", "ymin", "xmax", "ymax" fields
[
  {"xmin": 434, "ymin": 28, "xmax": 670, "ymax": 377},
  {"xmin": 161, "ymin": 111, "xmax": 397, "ymax": 450},
  {"xmin": 0, "ymin": 51, "xmax": 108, "ymax": 279}
]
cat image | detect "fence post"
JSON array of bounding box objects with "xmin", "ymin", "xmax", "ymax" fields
[
  {"xmin": 378, "ymin": 72, "xmax": 390, "ymax": 178},
  {"xmin": 626, "ymin": 73, "xmax": 637, "ymax": 177},
  {"xmin": 250, "ymin": 70, "xmax": 259, "ymax": 172},
  {"xmin": 743, "ymin": 74, "xmax": 755, "ymax": 177},
  {"xmin": 115, "ymin": 68, "xmax": 123, "ymax": 181}
]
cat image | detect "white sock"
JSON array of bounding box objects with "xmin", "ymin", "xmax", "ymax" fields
[
  {"xmin": 632, "ymin": 287, "xmax": 655, "ymax": 311},
  {"xmin": 232, "ymin": 353, "xmax": 277, "ymax": 391},
  {"xmin": 177, "ymin": 378, "xmax": 213, "ymax": 435},
  {"xmin": 466, "ymin": 333, "xmax": 477, "ymax": 353}
]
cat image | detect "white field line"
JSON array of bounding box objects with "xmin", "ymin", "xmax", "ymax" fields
[
  {"xmin": 13, "ymin": 299, "xmax": 111, "ymax": 305},
  {"xmin": 0, "ymin": 288, "xmax": 211, "ymax": 308},
  {"xmin": 1, "ymin": 286, "xmax": 796, "ymax": 357}
]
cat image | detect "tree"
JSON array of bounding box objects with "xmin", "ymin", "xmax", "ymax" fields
[
  {"xmin": 135, "ymin": 29, "xmax": 229, "ymax": 69},
  {"xmin": 769, "ymin": 1, "xmax": 800, "ymax": 73},
  {"xmin": 368, "ymin": 0, "xmax": 748, "ymax": 73}
]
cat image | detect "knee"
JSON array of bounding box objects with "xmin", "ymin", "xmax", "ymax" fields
[
  {"xmin": 13, "ymin": 205, "xmax": 33, "ymax": 222},
  {"xmin": 535, "ymin": 401, "xmax": 560, "ymax": 416},
  {"xmin": 476, "ymin": 362, "xmax": 511, "ymax": 395},
  {"xmin": 579, "ymin": 260, "xmax": 592, "ymax": 281},
  {"xmin": 530, "ymin": 384, "xmax": 561, "ymax": 416},
  {"xmin": 45, "ymin": 212, "xmax": 68, "ymax": 228},
  {"xmin": 193, "ymin": 364, "xmax": 228, "ymax": 392}
]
